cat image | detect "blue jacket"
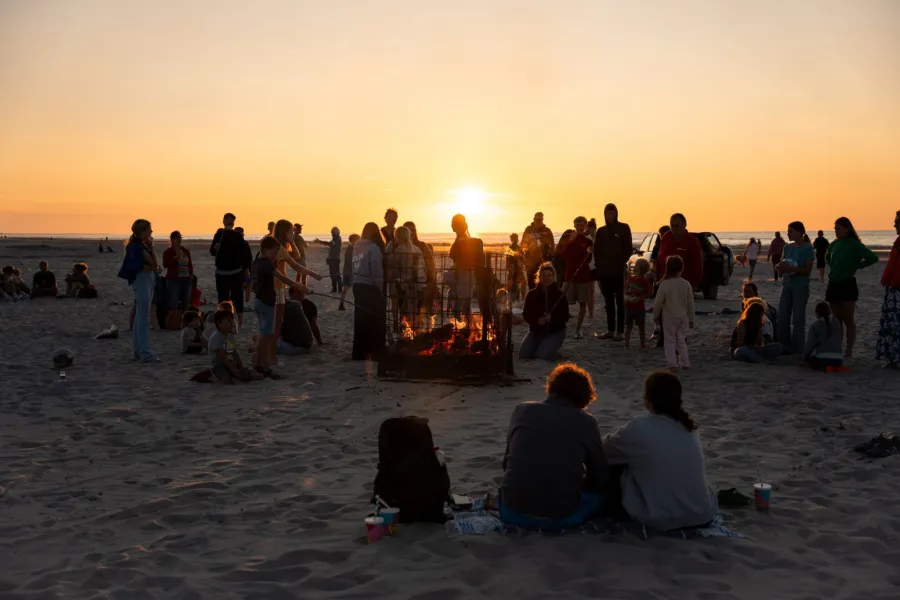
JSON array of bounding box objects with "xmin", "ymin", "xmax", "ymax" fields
[{"xmin": 118, "ymin": 242, "xmax": 145, "ymax": 284}]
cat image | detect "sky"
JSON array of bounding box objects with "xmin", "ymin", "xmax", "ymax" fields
[{"xmin": 1, "ymin": 0, "xmax": 899, "ymax": 236}]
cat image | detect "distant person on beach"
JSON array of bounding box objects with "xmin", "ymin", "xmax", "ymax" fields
[
  {"xmin": 64, "ymin": 262, "xmax": 91, "ymax": 298},
  {"xmin": 767, "ymin": 232, "xmax": 786, "ymax": 281},
  {"xmin": 31, "ymin": 261, "xmax": 58, "ymax": 298},
  {"xmin": 813, "ymin": 230, "xmax": 830, "ymax": 283},
  {"xmin": 552, "ymin": 229, "xmax": 571, "ymax": 287},
  {"xmin": 731, "ymin": 299, "xmax": 783, "ymax": 363},
  {"xmin": 121, "ymin": 219, "xmax": 160, "ymax": 363},
  {"xmin": 826, "ymin": 217, "xmax": 879, "ymax": 360},
  {"xmin": 210, "ymin": 213, "xmax": 252, "ymax": 328},
  {"xmin": 253, "ymin": 236, "xmax": 310, "ymax": 373},
  {"xmin": 624, "ymin": 258, "xmax": 652, "ymax": 349},
  {"xmin": 267, "ymin": 221, "xmax": 275, "ymax": 236},
  {"xmin": 162, "ymin": 231, "xmax": 194, "ymax": 311},
  {"xmin": 741, "ymin": 281, "xmax": 776, "ymax": 342},
  {"xmin": 875, "ymin": 210, "xmax": 900, "ymax": 368},
  {"xmin": 602, "ymin": 371, "xmax": 717, "ymax": 531},
  {"xmin": 593, "ymin": 203, "xmax": 633, "ymax": 341},
  {"xmin": 586, "ymin": 218, "xmax": 598, "ymax": 320},
  {"xmin": 292, "ymin": 223, "xmax": 309, "ymax": 285},
  {"xmin": 338, "ymin": 234, "xmax": 360, "ymax": 311},
  {"xmin": 804, "ymin": 302, "xmax": 843, "ymax": 371},
  {"xmin": 98, "ymin": 241, "xmax": 104, "ymax": 253},
  {"xmin": 449, "ymin": 214, "xmax": 486, "ymax": 318},
  {"xmin": 268, "ymin": 220, "xmax": 322, "ymax": 363},
  {"xmin": 386, "ymin": 225, "xmax": 427, "ymax": 321},
  {"xmin": 520, "ymin": 262, "xmax": 569, "ymax": 361},
  {"xmin": 180, "ymin": 311, "xmax": 207, "ymax": 354},
  {"xmin": 494, "ymin": 362, "xmax": 607, "ymax": 528},
  {"xmin": 649, "ymin": 225, "xmax": 670, "ymax": 270},
  {"xmin": 558, "ymin": 216, "xmax": 594, "ymax": 339},
  {"xmin": 522, "ymin": 212, "xmax": 555, "ymax": 288},
  {"xmin": 653, "ymin": 256, "xmax": 695, "ymax": 371},
  {"xmin": 352, "ymin": 222, "xmax": 386, "ymax": 361},
  {"xmin": 744, "ymin": 237, "xmax": 761, "ymax": 280},
  {"xmin": 506, "ymin": 233, "xmax": 527, "ymax": 302},
  {"xmin": 655, "ymin": 215, "xmax": 702, "ymax": 348},
  {"xmin": 326, "ymin": 227, "xmax": 343, "ymax": 293},
  {"xmin": 776, "ymin": 221, "xmax": 815, "ymax": 354},
  {"xmin": 404, "ymin": 221, "xmax": 436, "ymax": 312},
  {"xmin": 381, "ymin": 208, "xmax": 398, "ymax": 250},
  {"xmin": 208, "ymin": 309, "xmax": 263, "ymax": 384}
]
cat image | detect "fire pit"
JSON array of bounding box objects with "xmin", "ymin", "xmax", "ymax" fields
[{"xmin": 377, "ymin": 251, "xmax": 515, "ymax": 383}]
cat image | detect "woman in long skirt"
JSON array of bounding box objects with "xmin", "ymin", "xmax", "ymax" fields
[{"xmin": 875, "ymin": 210, "xmax": 900, "ymax": 368}]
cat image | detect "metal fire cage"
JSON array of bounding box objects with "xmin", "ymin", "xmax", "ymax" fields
[{"xmin": 377, "ymin": 247, "xmax": 516, "ymax": 382}]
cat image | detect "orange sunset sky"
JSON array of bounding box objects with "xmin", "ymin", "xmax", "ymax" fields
[{"xmin": 1, "ymin": 0, "xmax": 899, "ymax": 236}]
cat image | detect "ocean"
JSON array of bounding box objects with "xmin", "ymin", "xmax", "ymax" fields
[{"xmin": 9, "ymin": 230, "xmax": 898, "ymax": 249}]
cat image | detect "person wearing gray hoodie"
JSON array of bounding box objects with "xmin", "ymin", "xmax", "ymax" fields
[{"xmin": 352, "ymin": 223, "xmax": 386, "ymax": 360}]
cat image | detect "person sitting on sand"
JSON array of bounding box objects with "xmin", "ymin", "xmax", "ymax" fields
[
  {"xmin": 180, "ymin": 311, "xmax": 208, "ymax": 354},
  {"xmin": 731, "ymin": 298, "xmax": 784, "ymax": 363},
  {"xmin": 31, "ymin": 261, "xmax": 59, "ymax": 298},
  {"xmin": 208, "ymin": 309, "xmax": 263, "ymax": 384},
  {"xmin": 520, "ymin": 262, "xmax": 570, "ymax": 361},
  {"xmin": 741, "ymin": 281, "xmax": 776, "ymax": 343},
  {"xmin": 804, "ymin": 302, "xmax": 843, "ymax": 371},
  {"xmin": 64, "ymin": 262, "xmax": 91, "ymax": 297},
  {"xmin": 1, "ymin": 265, "xmax": 24, "ymax": 299},
  {"xmin": 602, "ymin": 371, "xmax": 717, "ymax": 531},
  {"xmin": 490, "ymin": 362, "xmax": 608, "ymax": 528}
]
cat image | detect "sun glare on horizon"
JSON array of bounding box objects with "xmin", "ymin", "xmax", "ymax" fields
[{"xmin": 449, "ymin": 187, "xmax": 488, "ymax": 216}]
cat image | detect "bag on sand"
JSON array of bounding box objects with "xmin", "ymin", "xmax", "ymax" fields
[
  {"xmin": 373, "ymin": 416, "xmax": 450, "ymax": 523},
  {"xmin": 165, "ymin": 309, "xmax": 184, "ymax": 331}
]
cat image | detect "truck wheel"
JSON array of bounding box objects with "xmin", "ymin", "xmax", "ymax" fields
[{"xmin": 703, "ymin": 284, "xmax": 719, "ymax": 300}]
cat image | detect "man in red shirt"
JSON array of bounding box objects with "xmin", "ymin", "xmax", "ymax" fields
[
  {"xmin": 655, "ymin": 213, "xmax": 703, "ymax": 347},
  {"xmin": 557, "ymin": 216, "xmax": 594, "ymax": 339},
  {"xmin": 657, "ymin": 213, "xmax": 704, "ymax": 289}
]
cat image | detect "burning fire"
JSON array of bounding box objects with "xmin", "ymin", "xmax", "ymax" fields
[{"xmin": 396, "ymin": 313, "xmax": 497, "ymax": 357}]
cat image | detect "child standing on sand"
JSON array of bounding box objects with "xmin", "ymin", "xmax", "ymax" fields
[
  {"xmin": 624, "ymin": 258, "xmax": 652, "ymax": 349},
  {"xmin": 652, "ymin": 256, "xmax": 695, "ymax": 370},
  {"xmin": 208, "ymin": 309, "xmax": 263, "ymax": 384}
]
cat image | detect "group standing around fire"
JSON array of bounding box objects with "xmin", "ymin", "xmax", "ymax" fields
[{"xmin": 110, "ymin": 205, "xmax": 900, "ymax": 376}]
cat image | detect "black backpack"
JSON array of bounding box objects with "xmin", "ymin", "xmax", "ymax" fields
[{"xmin": 373, "ymin": 416, "xmax": 450, "ymax": 523}]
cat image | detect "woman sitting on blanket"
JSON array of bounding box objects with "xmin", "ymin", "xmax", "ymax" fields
[
  {"xmin": 488, "ymin": 362, "xmax": 608, "ymax": 529},
  {"xmin": 602, "ymin": 371, "xmax": 717, "ymax": 531}
]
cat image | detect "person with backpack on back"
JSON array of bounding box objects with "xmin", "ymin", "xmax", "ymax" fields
[
  {"xmin": 210, "ymin": 213, "xmax": 252, "ymax": 329},
  {"xmin": 489, "ymin": 362, "xmax": 608, "ymax": 529}
]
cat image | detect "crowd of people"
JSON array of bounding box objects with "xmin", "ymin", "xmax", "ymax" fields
[
  {"xmin": 107, "ymin": 206, "xmax": 900, "ymax": 375},
  {"xmin": 1, "ymin": 260, "xmax": 99, "ymax": 300}
]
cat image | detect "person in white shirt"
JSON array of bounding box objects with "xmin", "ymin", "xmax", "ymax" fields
[
  {"xmin": 603, "ymin": 371, "xmax": 718, "ymax": 531},
  {"xmin": 652, "ymin": 256, "xmax": 696, "ymax": 370},
  {"xmin": 745, "ymin": 237, "xmax": 761, "ymax": 281}
]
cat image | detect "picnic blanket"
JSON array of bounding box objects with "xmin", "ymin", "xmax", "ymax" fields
[{"xmin": 446, "ymin": 497, "xmax": 744, "ymax": 540}]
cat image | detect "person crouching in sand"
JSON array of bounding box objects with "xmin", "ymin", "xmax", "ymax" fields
[
  {"xmin": 520, "ymin": 263, "xmax": 569, "ymax": 361},
  {"xmin": 180, "ymin": 311, "xmax": 208, "ymax": 354},
  {"xmin": 804, "ymin": 302, "xmax": 843, "ymax": 371},
  {"xmin": 208, "ymin": 309, "xmax": 263, "ymax": 384}
]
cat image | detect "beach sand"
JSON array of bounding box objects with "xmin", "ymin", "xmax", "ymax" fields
[{"xmin": 1, "ymin": 238, "xmax": 898, "ymax": 600}]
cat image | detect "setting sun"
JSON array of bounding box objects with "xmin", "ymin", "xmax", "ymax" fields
[{"xmin": 450, "ymin": 187, "xmax": 488, "ymax": 216}]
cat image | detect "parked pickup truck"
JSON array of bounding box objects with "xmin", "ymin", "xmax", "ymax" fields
[{"xmin": 628, "ymin": 231, "xmax": 734, "ymax": 299}]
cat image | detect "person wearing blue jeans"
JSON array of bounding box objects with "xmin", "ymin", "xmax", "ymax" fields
[
  {"xmin": 492, "ymin": 362, "xmax": 608, "ymax": 529},
  {"xmin": 775, "ymin": 222, "xmax": 815, "ymax": 354},
  {"xmin": 520, "ymin": 263, "xmax": 570, "ymax": 361},
  {"xmin": 132, "ymin": 271, "xmax": 158, "ymax": 362},
  {"xmin": 733, "ymin": 343, "xmax": 784, "ymax": 363},
  {"xmin": 519, "ymin": 328, "xmax": 566, "ymax": 361}
]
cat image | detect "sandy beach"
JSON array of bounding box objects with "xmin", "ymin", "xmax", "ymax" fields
[{"xmin": 1, "ymin": 237, "xmax": 899, "ymax": 600}]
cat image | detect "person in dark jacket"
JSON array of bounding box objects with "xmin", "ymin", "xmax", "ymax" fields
[
  {"xmin": 520, "ymin": 263, "xmax": 570, "ymax": 360},
  {"xmin": 494, "ymin": 362, "xmax": 608, "ymax": 528},
  {"xmin": 162, "ymin": 231, "xmax": 194, "ymax": 310},
  {"xmin": 209, "ymin": 213, "xmax": 252, "ymax": 328},
  {"xmin": 593, "ymin": 203, "xmax": 633, "ymax": 341},
  {"xmin": 522, "ymin": 212, "xmax": 555, "ymax": 288}
]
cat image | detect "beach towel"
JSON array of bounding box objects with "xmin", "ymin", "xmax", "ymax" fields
[{"xmin": 446, "ymin": 497, "xmax": 743, "ymax": 540}]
